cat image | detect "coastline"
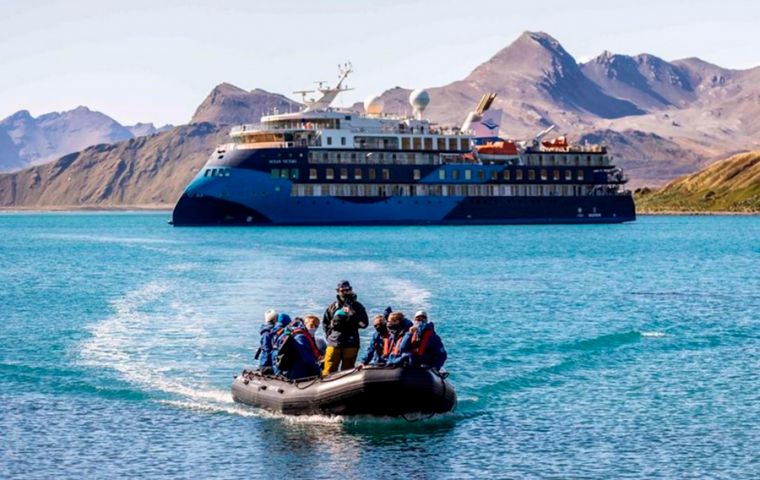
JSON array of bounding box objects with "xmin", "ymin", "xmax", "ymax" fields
[{"xmin": 1, "ymin": 205, "xmax": 759, "ymax": 216}]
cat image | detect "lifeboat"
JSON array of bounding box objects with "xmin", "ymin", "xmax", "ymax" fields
[
  {"xmin": 475, "ymin": 140, "xmax": 519, "ymax": 162},
  {"xmin": 231, "ymin": 366, "xmax": 456, "ymax": 416}
]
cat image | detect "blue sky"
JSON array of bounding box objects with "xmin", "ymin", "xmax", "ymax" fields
[{"xmin": 1, "ymin": 0, "xmax": 757, "ymax": 126}]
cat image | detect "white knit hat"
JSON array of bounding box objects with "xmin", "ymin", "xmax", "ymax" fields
[
  {"xmin": 264, "ymin": 309, "xmax": 278, "ymax": 325},
  {"xmin": 414, "ymin": 310, "xmax": 428, "ymax": 320}
]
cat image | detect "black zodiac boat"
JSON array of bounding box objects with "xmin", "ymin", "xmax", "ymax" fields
[{"xmin": 231, "ymin": 365, "xmax": 456, "ymax": 416}]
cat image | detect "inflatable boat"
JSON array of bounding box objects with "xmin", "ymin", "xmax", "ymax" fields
[{"xmin": 231, "ymin": 365, "xmax": 456, "ymax": 416}]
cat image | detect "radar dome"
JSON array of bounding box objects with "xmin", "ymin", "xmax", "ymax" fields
[
  {"xmin": 363, "ymin": 94, "xmax": 384, "ymax": 115},
  {"xmin": 409, "ymin": 88, "xmax": 430, "ymax": 119}
]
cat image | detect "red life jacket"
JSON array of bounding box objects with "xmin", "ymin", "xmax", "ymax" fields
[
  {"xmin": 278, "ymin": 327, "xmax": 321, "ymax": 360},
  {"xmin": 411, "ymin": 327, "xmax": 434, "ymax": 357}
]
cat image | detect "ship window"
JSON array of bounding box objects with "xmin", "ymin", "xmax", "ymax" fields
[
  {"xmin": 491, "ymin": 171, "xmax": 498, "ymax": 181},
  {"xmin": 291, "ymin": 169, "xmax": 299, "ymax": 180},
  {"xmin": 271, "ymin": 168, "xmax": 280, "ymax": 178},
  {"xmin": 540, "ymin": 169, "xmax": 547, "ymax": 181},
  {"xmin": 281, "ymin": 169, "xmax": 289, "ymax": 179},
  {"xmin": 340, "ymin": 168, "xmax": 348, "ymax": 180},
  {"xmin": 439, "ymin": 170, "xmax": 446, "ymax": 180},
  {"xmin": 204, "ymin": 169, "xmax": 210, "ymax": 177},
  {"xmin": 341, "ymin": 137, "xmax": 346, "ymax": 146},
  {"xmin": 309, "ymin": 168, "xmax": 317, "ymax": 180},
  {"xmin": 323, "ymin": 152, "xmax": 328, "ymax": 161},
  {"xmin": 401, "ymin": 137, "xmax": 411, "ymax": 150},
  {"xmin": 351, "ymin": 153, "xmax": 357, "ymax": 161},
  {"xmin": 448, "ymin": 138, "xmax": 458, "ymax": 151},
  {"xmin": 437, "ymin": 138, "xmax": 446, "ymax": 150},
  {"xmin": 528, "ymin": 170, "xmax": 536, "ymax": 181},
  {"xmin": 516, "ymin": 170, "xmax": 523, "ymax": 181},
  {"xmin": 504, "ymin": 170, "xmax": 510, "ymax": 181},
  {"xmin": 465, "ymin": 169, "xmax": 472, "ymax": 180},
  {"xmin": 326, "ymin": 168, "xmax": 334, "ymax": 180},
  {"xmin": 369, "ymin": 168, "xmax": 377, "ymax": 180},
  {"xmin": 354, "ymin": 168, "xmax": 362, "ymax": 180},
  {"xmin": 413, "ymin": 138, "xmax": 422, "ymax": 150},
  {"xmin": 327, "ymin": 137, "xmax": 333, "ymax": 146},
  {"xmin": 553, "ymin": 170, "xmax": 560, "ymax": 181},
  {"xmin": 452, "ymin": 170, "xmax": 460, "ymax": 180},
  {"xmin": 382, "ymin": 169, "xmax": 390, "ymax": 180},
  {"xmin": 413, "ymin": 169, "xmax": 421, "ymax": 180},
  {"xmin": 424, "ymin": 138, "xmax": 432, "ymax": 150},
  {"xmin": 577, "ymin": 169, "xmax": 584, "ymax": 181},
  {"xmin": 478, "ymin": 170, "xmax": 485, "ymax": 181},
  {"xmin": 461, "ymin": 139, "xmax": 470, "ymax": 150},
  {"xmin": 565, "ymin": 170, "xmax": 572, "ymax": 181}
]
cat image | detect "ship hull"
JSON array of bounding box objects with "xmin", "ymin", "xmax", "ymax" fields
[
  {"xmin": 172, "ymin": 148, "xmax": 636, "ymax": 226},
  {"xmin": 172, "ymin": 191, "xmax": 635, "ymax": 226}
]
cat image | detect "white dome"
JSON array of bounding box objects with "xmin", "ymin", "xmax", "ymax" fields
[
  {"xmin": 363, "ymin": 94, "xmax": 384, "ymax": 115},
  {"xmin": 409, "ymin": 88, "xmax": 430, "ymax": 110}
]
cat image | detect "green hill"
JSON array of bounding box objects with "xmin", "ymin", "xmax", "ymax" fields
[{"xmin": 636, "ymin": 151, "xmax": 760, "ymax": 213}]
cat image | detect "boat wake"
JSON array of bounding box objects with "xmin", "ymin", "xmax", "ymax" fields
[{"xmin": 78, "ymin": 269, "xmax": 441, "ymax": 423}]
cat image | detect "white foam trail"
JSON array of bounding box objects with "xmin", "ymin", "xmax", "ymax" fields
[
  {"xmin": 641, "ymin": 331, "xmax": 668, "ymax": 338},
  {"xmin": 380, "ymin": 278, "xmax": 432, "ymax": 309},
  {"xmin": 80, "ymin": 281, "xmax": 234, "ymax": 408}
]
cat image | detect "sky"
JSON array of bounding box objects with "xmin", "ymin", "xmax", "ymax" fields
[{"xmin": 1, "ymin": 0, "xmax": 758, "ymax": 126}]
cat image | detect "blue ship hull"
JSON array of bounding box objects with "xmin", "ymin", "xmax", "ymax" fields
[{"xmin": 172, "ymin": 148, "xmax": 636, "ymax": 226}]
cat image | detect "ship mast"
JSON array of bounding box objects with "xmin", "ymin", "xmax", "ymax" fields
[{"xmin": 295, "ymin": 62, "xmax": 354, "ymax": 112}]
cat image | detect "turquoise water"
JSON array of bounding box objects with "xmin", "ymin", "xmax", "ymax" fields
[{"xmin": 1, "ymin": 213, "xmax": 758, "ymax": 479}]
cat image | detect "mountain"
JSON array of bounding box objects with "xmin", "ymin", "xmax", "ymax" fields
[
  {"xmin": 2, "ymin": 31, "xmax": 760, "ymax": 209},
  {"xmin": 580, "ymin": 52, "xmax": 696, "ymax": 110},
  {"xmin": 0, "ymin": 107, "xmax": 134, "ymax": 172},
  {"xmin": 0, "ymin": 123, "xmax": 225, "ymax": 209},
  {"xmin": 636, "ymin": 151, "xmax": 760, "ymax": 212},
  {"xmin": 125, "ymin": 122, "xmax": 174, "ymax": 137},
  {"xmin": 190, "ymin": 83, "xmax": 301, "ymax": 125}
]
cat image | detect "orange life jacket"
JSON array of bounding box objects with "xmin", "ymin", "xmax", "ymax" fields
[{"xmin": 382, "ymin": 335, "xmax": 404, "ymax": 357}]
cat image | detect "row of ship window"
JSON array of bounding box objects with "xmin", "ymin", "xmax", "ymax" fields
[
  {"xmin": 272, "ymin": 167, "xmax": 587, "ymax": 182},
  {"xmin": 204, "ymin": 167, "xmax": 232, "ymax": 177},
  {"xmin": 289, "ymin": 184, "xmax": 616, "ymax": 197},
  {"xmin": 308, "ymin": 151, "xmax": 608, "ymax": 167}
]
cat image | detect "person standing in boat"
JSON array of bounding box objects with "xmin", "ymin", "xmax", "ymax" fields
[{"xmin": 322, "ymin": 281, "xmax": 369, "ymax": 375}]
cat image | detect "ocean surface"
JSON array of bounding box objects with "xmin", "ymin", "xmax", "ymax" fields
[{"xmin": 1, "ymin": 213, "xmax": 758, "ymax": 479}]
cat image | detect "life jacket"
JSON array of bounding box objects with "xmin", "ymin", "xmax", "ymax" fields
[
  {"xmin": 275, "ymin": 327, "xmax": 321, "ymax": 372},
  {"xmin": 411, "ymin": 327, "xmax": 434, "ymax": 358},
  {"xmin": 382, "ymin": 334, "xmax": 405, "ymax": 357}
]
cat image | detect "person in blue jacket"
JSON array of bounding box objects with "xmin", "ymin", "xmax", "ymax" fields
[
  {"xmin": 360, "ymin": 314, "xmax": 390, "ymax": 365},
  {"xmin": 272, "ymin": 316, "xmax": 321, "ymax": 380},
  {"xmin": 255, "ymin": 309, "xmax": 278, "ymax": 374},
  {"xmin": 384, "ymin": 311, "xmax": 414, "ymax": 365},
  {"xmin": 388, "ymin": 310, "xmax": 447, "ymax": 370}
]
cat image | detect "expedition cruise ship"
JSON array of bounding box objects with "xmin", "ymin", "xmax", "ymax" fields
[{"xmin": 171, "ymin": 65, "xmax": 635, "ymax": 226}]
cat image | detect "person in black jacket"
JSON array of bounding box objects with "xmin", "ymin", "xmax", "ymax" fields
[{"xmin": 322, "ymin": 280, "xmax": 368, "ymax": 375}]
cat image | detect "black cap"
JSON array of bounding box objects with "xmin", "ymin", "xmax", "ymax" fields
[{"xmin": 337, "ymin": 280, "xmax": 352, "ymax": 290}]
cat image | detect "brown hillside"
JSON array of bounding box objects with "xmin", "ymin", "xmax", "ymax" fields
[
  {"xmin": 636, "ymin": 151, "xmax": 760, "ymax": 212},
  {"xmin": 0, "ymin": 123, "xmax": 225, "ymax": 209}
]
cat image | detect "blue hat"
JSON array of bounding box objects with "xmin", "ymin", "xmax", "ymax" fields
[{"xmin": 275, "ymin": 313, "xmax": 292, "ymax": 328}]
